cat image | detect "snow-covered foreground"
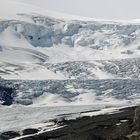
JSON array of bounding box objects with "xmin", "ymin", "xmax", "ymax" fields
[
  {"xmin": 0, "ymin": 105, "xmax": 90, "ymax": 132},
  {"xmin": 1, "ymin": 0, "xmax": 140, "ymax": 133}
]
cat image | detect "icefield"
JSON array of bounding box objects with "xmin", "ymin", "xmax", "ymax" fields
[{"xmin": 1, "ymin": 0, "xmax": 140, "ymax": 133}]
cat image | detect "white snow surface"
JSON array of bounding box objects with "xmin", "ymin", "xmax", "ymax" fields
[{"xmin": 0, "ymin": 105, "xmax": 128, "ymax": 132}]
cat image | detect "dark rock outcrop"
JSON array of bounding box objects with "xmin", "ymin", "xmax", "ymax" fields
[
  {"xmin": 0, "ymin": 85, "xmax": 14, "ymax": 105},
  {"xmin": 22, "ymin": 128, "xmax": 39, "ymax": 135},
  {"xmin": 0, "ymin": 131, "xmax": 20, "ymax": 140},
  {"xmin": 134, "ymin": 106, "xmax": 140, "ymax": 130}
]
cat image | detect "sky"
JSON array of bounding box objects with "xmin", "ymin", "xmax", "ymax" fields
[{"xmin": 18, "ymin": 0, "xmax": 140, "ymax": 20}]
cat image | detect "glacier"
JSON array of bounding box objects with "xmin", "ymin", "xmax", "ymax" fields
[{"xmin": 1, "ymin": 0, "xmax": 140, "ymax": 133}]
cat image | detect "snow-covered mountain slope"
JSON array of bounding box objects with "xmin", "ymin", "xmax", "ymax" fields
[{"xmin": 1, "ymin": 4, "xmax": 140, "ymax": 79}]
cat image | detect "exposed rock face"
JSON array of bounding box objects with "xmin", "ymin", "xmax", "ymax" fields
[
  {"xmin": 0, "ymin": 85, "xmax": 15, "ymax": 105},
  {"xmin": 22, "ymin": 129, "xmax": 39, "ymax": 135},
  {"xmin": 0, "ymin": 131, "xmax": 20, "ymax": 140},
  {"xmin": 134, "ymin": 106, "xmax": 140, "ymax": 130}
]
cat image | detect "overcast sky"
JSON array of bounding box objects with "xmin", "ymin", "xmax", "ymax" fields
[{"xmin": 19, "ymin": 0, "xmax": 140, "ymax": 20}]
